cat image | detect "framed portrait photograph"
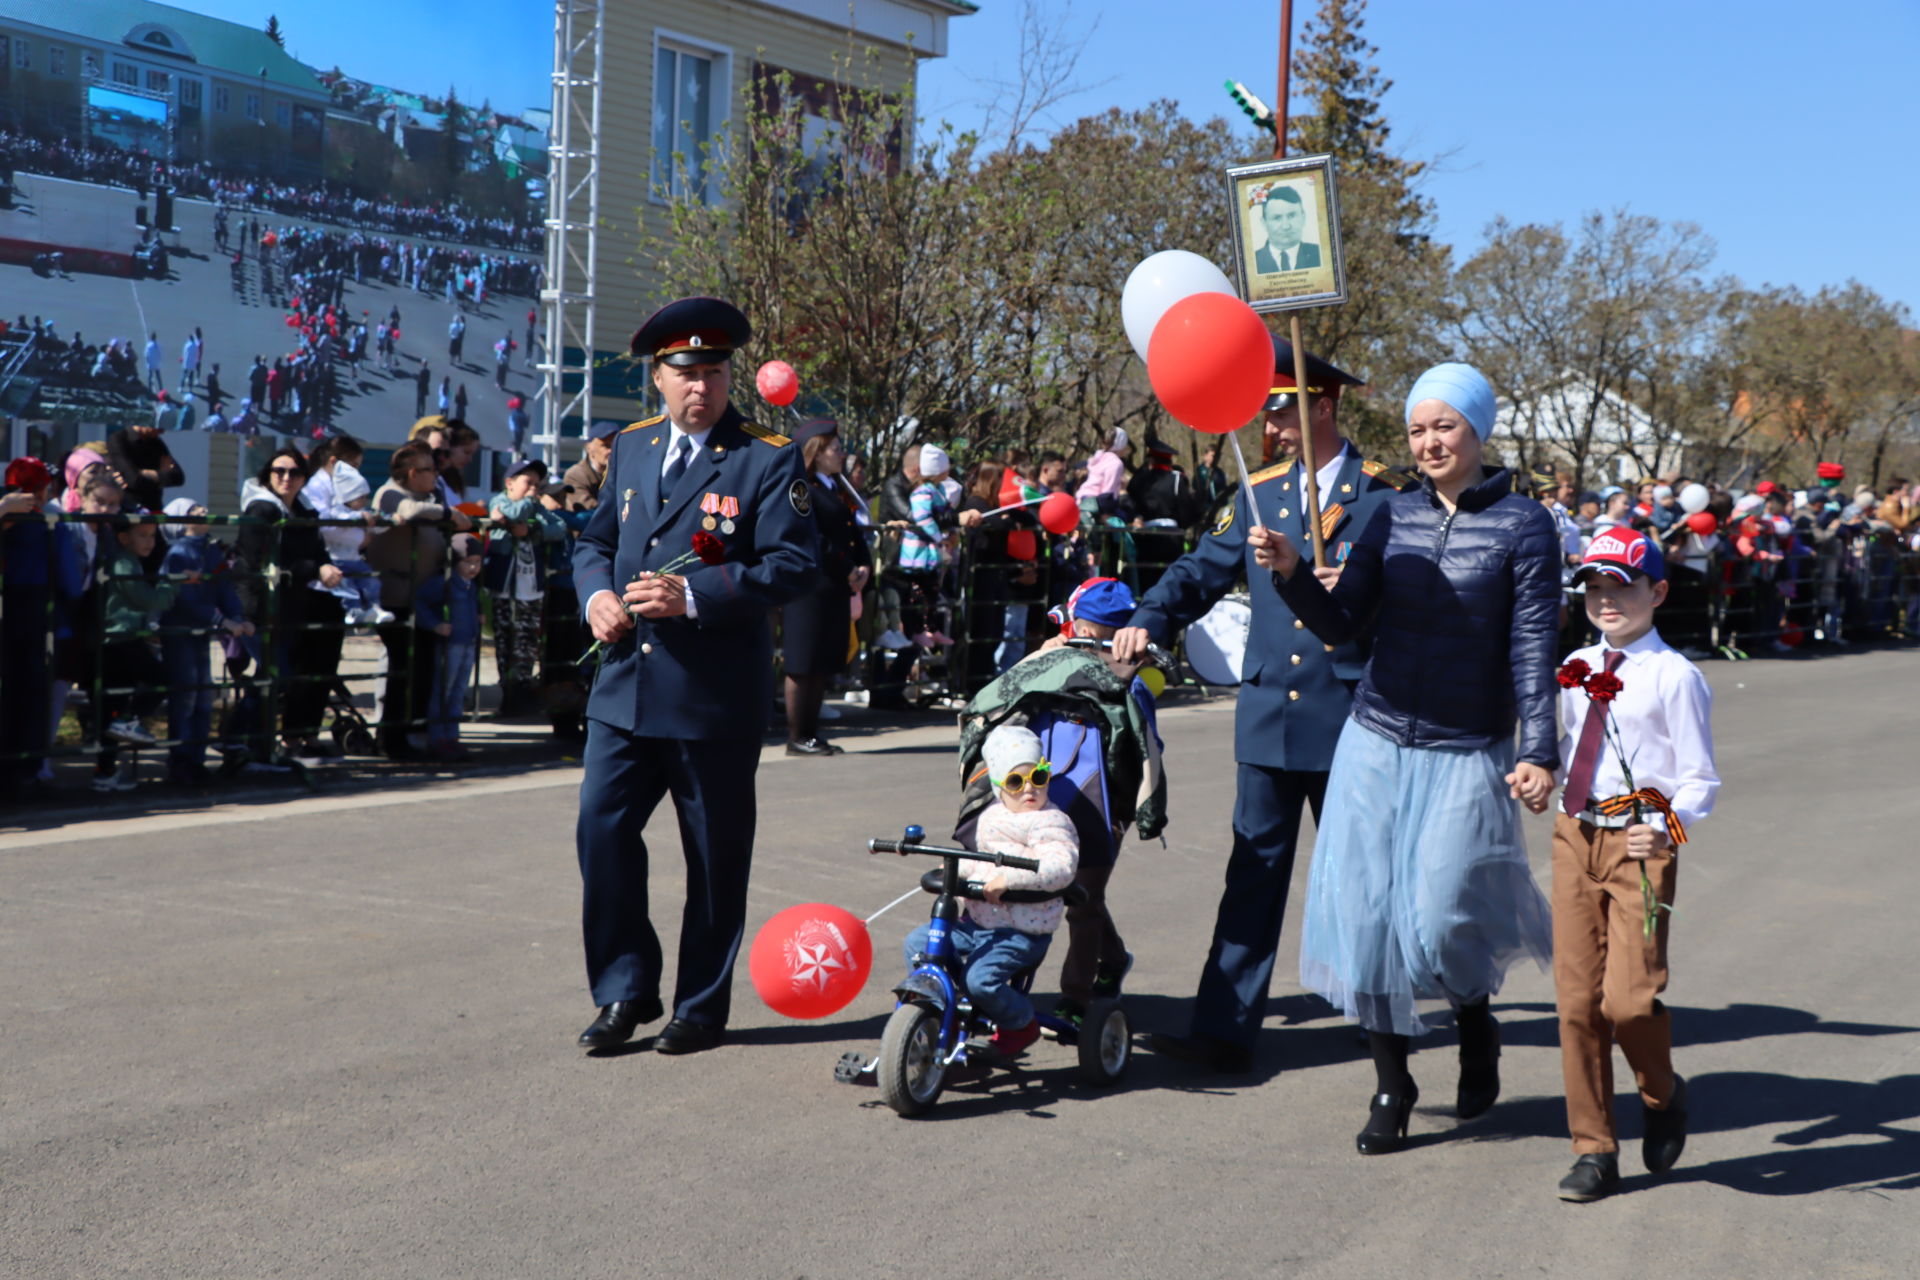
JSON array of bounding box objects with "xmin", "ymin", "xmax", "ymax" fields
[{"xmin": 1226, "ymin": 153, "xmax": 1348, "ymax": 313}]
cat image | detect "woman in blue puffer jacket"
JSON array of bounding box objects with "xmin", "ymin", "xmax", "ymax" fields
[{"xmin": 1258, "ymin": 361, "xmax": 1560, "ymax": 1157}]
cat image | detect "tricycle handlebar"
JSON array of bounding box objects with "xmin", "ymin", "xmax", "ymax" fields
[{"xmin": 867, "ymin": 838, "xmax": 1041, "ymax": 874}]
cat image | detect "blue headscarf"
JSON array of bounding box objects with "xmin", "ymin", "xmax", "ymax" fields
[{"xmin": 1405, "ymin": 362, "xmax": 1496, "ymax": 441}]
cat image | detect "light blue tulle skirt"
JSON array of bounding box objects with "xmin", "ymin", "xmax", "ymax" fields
[{"xmin": 1298, "ymin": 718, "xmax": 1553, "ymax": 1037}]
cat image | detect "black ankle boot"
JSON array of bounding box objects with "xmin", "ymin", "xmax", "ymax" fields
[
  {"xmin": 1356, "ymin": 1079, "xmax": 1418, "ymax": 1155},
  {"xmin": 1457, "ymin": 1012, "xmax": 1501, "ymax": 1120}
]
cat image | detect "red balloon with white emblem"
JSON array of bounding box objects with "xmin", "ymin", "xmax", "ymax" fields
[{"xmin": 749, "ymin": 903, "xmax": 872, "ymax": 1019}]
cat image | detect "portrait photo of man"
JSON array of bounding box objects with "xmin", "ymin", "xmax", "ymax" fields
[{"xmin": 1252, "ymin": 184, "xmax": 1321, "ymax": 275}]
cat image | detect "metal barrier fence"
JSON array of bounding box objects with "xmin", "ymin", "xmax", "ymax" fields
[{"xmin": 4, "ymin": 508, "xmax": 1915, "ymax": 789}]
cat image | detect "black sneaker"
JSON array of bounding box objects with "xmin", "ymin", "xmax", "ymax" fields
[{"xmin": 1557, "ymin": 1153, "xmax": 1621, "ymax": 1203}]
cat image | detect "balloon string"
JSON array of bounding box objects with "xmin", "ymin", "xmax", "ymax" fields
[
  {"xmin": 865, "ymin": 887, "xmax": 922, "ymax": 925},
  {"xmin": 978, "ymin": 496, "xmax": 1046, "ymax": 518},
  {"xmin": 1225, "ymin": 432, "xmax": 1262, "ymax": 528}
]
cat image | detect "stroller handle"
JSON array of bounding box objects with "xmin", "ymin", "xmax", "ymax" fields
[
  {"xmin": 867, "ymin": 838, "xmax": 1041, "ymax": 874},
  {"xmin": 1065, "ymin": 636, "xmax": 1174, "ymax": 669}
]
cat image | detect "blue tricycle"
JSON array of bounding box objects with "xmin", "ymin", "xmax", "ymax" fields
[{"xmin": 834, "ymin": 825, "xmax": 1133, "ymax": 1117}]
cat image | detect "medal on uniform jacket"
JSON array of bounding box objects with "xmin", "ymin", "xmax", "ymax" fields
[
  {"xmin": 621, "ymin": 487, "xmax": 635, "ymax": 522},
  {"xmin": 699, "ymin": 492, "xmax": 721, "ymax": 531},
  {"xmin": 719, "ymin": 494, "xmax": 739, "ymax": 534}
]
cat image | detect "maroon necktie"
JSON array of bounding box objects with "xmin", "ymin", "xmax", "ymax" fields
[{"xmin": 1563, "ymin": 648, "xmax": 1624, "ymax": 818}]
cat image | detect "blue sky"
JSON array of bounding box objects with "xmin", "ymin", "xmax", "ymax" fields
[
  {"xmin": 178, "ymin": 1, "xmax": 1915, "ymax": 314},
  {"xmin": 917, "ymin": 0, "xmax": 1920, "ymax": 315}
]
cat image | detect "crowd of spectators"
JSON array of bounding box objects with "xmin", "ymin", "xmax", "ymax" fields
[
  {"xmin": 0, "ymin": 127, "xmax": 541, "ymax": 252},
  {"xmin": 4, "ymin": 412, "xmax": 1916, "ymax": 803}
]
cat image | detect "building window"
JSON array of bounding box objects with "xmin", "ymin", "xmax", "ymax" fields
[
  {"xmin": 180, "ymin": 79, "xmax": 200, "ymax": 108},
  {"xmin": 13, "ymin": 39, "xmax": 29, "ymax": 71},
  {"xmin": 83, "ymin": 51, "xmax": 100, "ymax": 78},
  {"xmin": 275, "ymin": 101, "xmax": 291, "ymax": 128},
  {"xmin": 112, "ymin": 61, "xmax": 138, "ymax": 87},
  {"xmin": 49, "ymin": 46, "xmax": 66, "ymax": 78},
  {"xmin": 146, "ymin": 69, "xmax": 170, "ymax": 94},
  {"xmin": 213, "ymin": 85, "xmax": 230, "ymax": 114},
  {"xmin": 652, "ymin": 40, "xmax": 721, "ymax": 202},
  {"xmin": 245, "ymin": 93, "xmax": 261, "ymax": 121}
]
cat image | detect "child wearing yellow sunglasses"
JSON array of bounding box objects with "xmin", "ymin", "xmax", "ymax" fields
[{"xmin": 900, "ymin": 725, "xmax": 1079, "ymax": 1057}]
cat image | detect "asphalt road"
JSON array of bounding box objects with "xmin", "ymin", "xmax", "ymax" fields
[
  {"xmin": 5, "ymin": 172, "xmax": 540, "ymax": 450},
  {"xmin": 4, "ymin": 647, "xmax": 1917, "ymax": 1279}
]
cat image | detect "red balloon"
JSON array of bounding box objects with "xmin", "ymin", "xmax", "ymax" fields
[
  {"xmin": 1038, "ymin": 491, "xmax": 1080, "ymax": 536},
  {"xmin": 284, "ymin": 316, "xmax": 296, "ymax": 327},
  {"xmin": 1146, "ymin": 293, "xmax": 1274, "ymax": 434},
  {"xmin": 749, "ymin": 903, "xmax": 872, "ymax": 1020},
  {"xmin": 1685, "ymin": 511, "xmax": 1718, "ymax": 535},
  {"xmin": 391, "ymin": 329, "xmax": 400, "ymax": 341},
  {"xmin": 755, "ymin": 359, "xmax": 799, "ymax": 407},
  {"xmin": 1006, "ymin": 529, "xmax": 1037, "ymax": 561}
]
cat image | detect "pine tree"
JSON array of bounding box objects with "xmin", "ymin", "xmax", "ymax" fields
[
  {"xmin": 1285, "ymin": 0, "xmax": 1450, "ymax": 455},
  {"xmin": 264, "ymin": 15, "xmax": 286, "ymax": 48}
]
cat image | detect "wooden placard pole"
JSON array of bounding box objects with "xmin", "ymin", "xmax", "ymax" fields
[{"xmin": 1289, "ymin": 312, "xmax": 1327, "ymax": 567}]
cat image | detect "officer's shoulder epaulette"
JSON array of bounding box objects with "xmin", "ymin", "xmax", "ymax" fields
[
  {"xmin": 618, "ymin": 413, "xmax": 666, "ymax": 435},
  {"xmin": 1247, "ymin": 460, "xmax": 1295, "ymax": 486},
  {"xmin": 738, "ymin": 419, "xmax": 792, "ymax": 448},
  {"xmin": 1361, "ymin": 458, "xmax": 1416, "ymax": 491}
]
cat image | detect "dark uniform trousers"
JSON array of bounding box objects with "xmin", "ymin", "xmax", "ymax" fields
[
  {"xmin": 1191, "ymin": 763, "xmax": 1329, "ymax": 1044},
  {"xmin": 577, "ymin": 726, "xmax": 761, "ymax": 1025},
  {"xmin": 1127, "ymin": 445, "xmax": 1405, "ymax": 1051}
]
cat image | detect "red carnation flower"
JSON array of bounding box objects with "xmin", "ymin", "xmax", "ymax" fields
[
  {"xmin": 691, "ymin": 530, "xmax": 726, "ymax": 565},
  {"xmin": 1555, "ymin": 658, "xmax": 1591, "ymax": 689},
  {"xmin": 1584, "ymin": 670, "xmax": 1624, "ymax": 703}
]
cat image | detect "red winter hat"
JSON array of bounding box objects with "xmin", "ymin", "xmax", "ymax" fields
[
  {"xmin": 1816, "ymin": 461, "xmax": 1845, "ymax": 481},
  {"xmin": 1753, "ymin": 480, "xmax": 1780, "ymax": 496}
]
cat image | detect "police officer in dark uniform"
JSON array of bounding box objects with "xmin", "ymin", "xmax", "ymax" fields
[
  {"xmin": 1112, "ymin": 336, "xmax": 1412, "ymax": 1072},
  {"xmin": 572, "ymin": 297, "xmax": 820, "ymax": 1054}
]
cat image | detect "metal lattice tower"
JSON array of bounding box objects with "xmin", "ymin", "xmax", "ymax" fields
[{"xmin": 536, "ymin": 0, "xmax": 605, "ymax": 467}]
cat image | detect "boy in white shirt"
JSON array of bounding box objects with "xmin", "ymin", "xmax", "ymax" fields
[{"xmin": 1546, "ymin": 526, "xmax": 1720, "ymax": 1202}]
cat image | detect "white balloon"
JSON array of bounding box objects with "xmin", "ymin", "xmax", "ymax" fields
[
  {"xmin": 1121, "ymin": 250, "xmax": 1238, "ymax": 362},
  {"xmin": 1678, "ymin": 482, "xmax": 1710, "ymax": 514}
]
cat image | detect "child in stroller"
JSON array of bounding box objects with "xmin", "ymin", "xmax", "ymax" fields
[{"xmin": 958, "ymin": 577, "xmax": 1167, "ymax": 1027}]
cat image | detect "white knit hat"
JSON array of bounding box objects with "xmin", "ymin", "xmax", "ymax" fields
[
  {"xmin": 331, "ymin": 461, "xmax": 371, "ymax": 505},
  {"xmin": 983, "ymin": 725, "xmax": 1043, "ymax": 785},
  {"xmin": 918, "ymin": 444, "xmax": 951, "ymax": 477}
]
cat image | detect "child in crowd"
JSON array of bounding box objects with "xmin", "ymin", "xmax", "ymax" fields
[
  {"xmin": 316, "ymin": 462, "xmax": 394, "ymax": 627},
  {"xmin": 94, "ymin": 517, "xmax": 176, "ymax": 791},
  {"xmin": 486, "ymin": 460, "xmax": 565, "ymax": 717},
  {"xmin": 901, "ymin": 725, "xmax": 1079, "ymax": 1057},
  {"xmin": 159, "ymin": 500, "xmax": 252, "ymax": 785},
  {"xmin": 416, "ymin": 533, "xmax": 484, "ymax": 763},
  {"xmin": 1546, "ymin": 527, "xmax": 1720, "ymax": 1202}
]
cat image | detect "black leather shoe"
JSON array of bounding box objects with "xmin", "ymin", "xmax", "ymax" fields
[
  {"xmin": 1355, "ymin": 1081, "xmax": 1418, "ymax": 1155},
  {"xmin": 1643, "ymin": 1075, "xmax": 1689, "ymax": 1173},
  {"xmin": 654, "ymin": 1018, "xmax": 726, "ymax": 1055},
  {"xmin": 576, "ymin": 997, "xmax": 664, "ymax": 1051},
  {"xmin": 1558, "ymin": 1153, "xmax": 1622, "ymax": 1202},
  {"xmin": 785, "ymin": 738, "xmax": 842, "ymax": 757},
  {"xmin": 1456, "ymin": 1015, "xmax": 1501, "ymax": 1119},
  {"xmin": 1147, "ymin": 1031, "xmax": 1253, "ymax": 1073}
]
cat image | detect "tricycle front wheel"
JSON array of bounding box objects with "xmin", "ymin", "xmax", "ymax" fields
[{"xmin": 878, "ymin": 1002, "xmax": 947, "ymax": 1117}]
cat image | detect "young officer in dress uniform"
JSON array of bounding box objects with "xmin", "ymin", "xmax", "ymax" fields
[
  {"xmin": 572, "ymin": 296, "xmax": 820, "ymax": 1055},
  {"xmin": 1113, "ymin": 335, "xmax": 1410, "ymax": 1072}
]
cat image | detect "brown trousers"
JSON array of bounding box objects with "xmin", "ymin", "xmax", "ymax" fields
[{"xmin": 1551, "ymin": 813, "xmax": 1679, "ymax": 1154}]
